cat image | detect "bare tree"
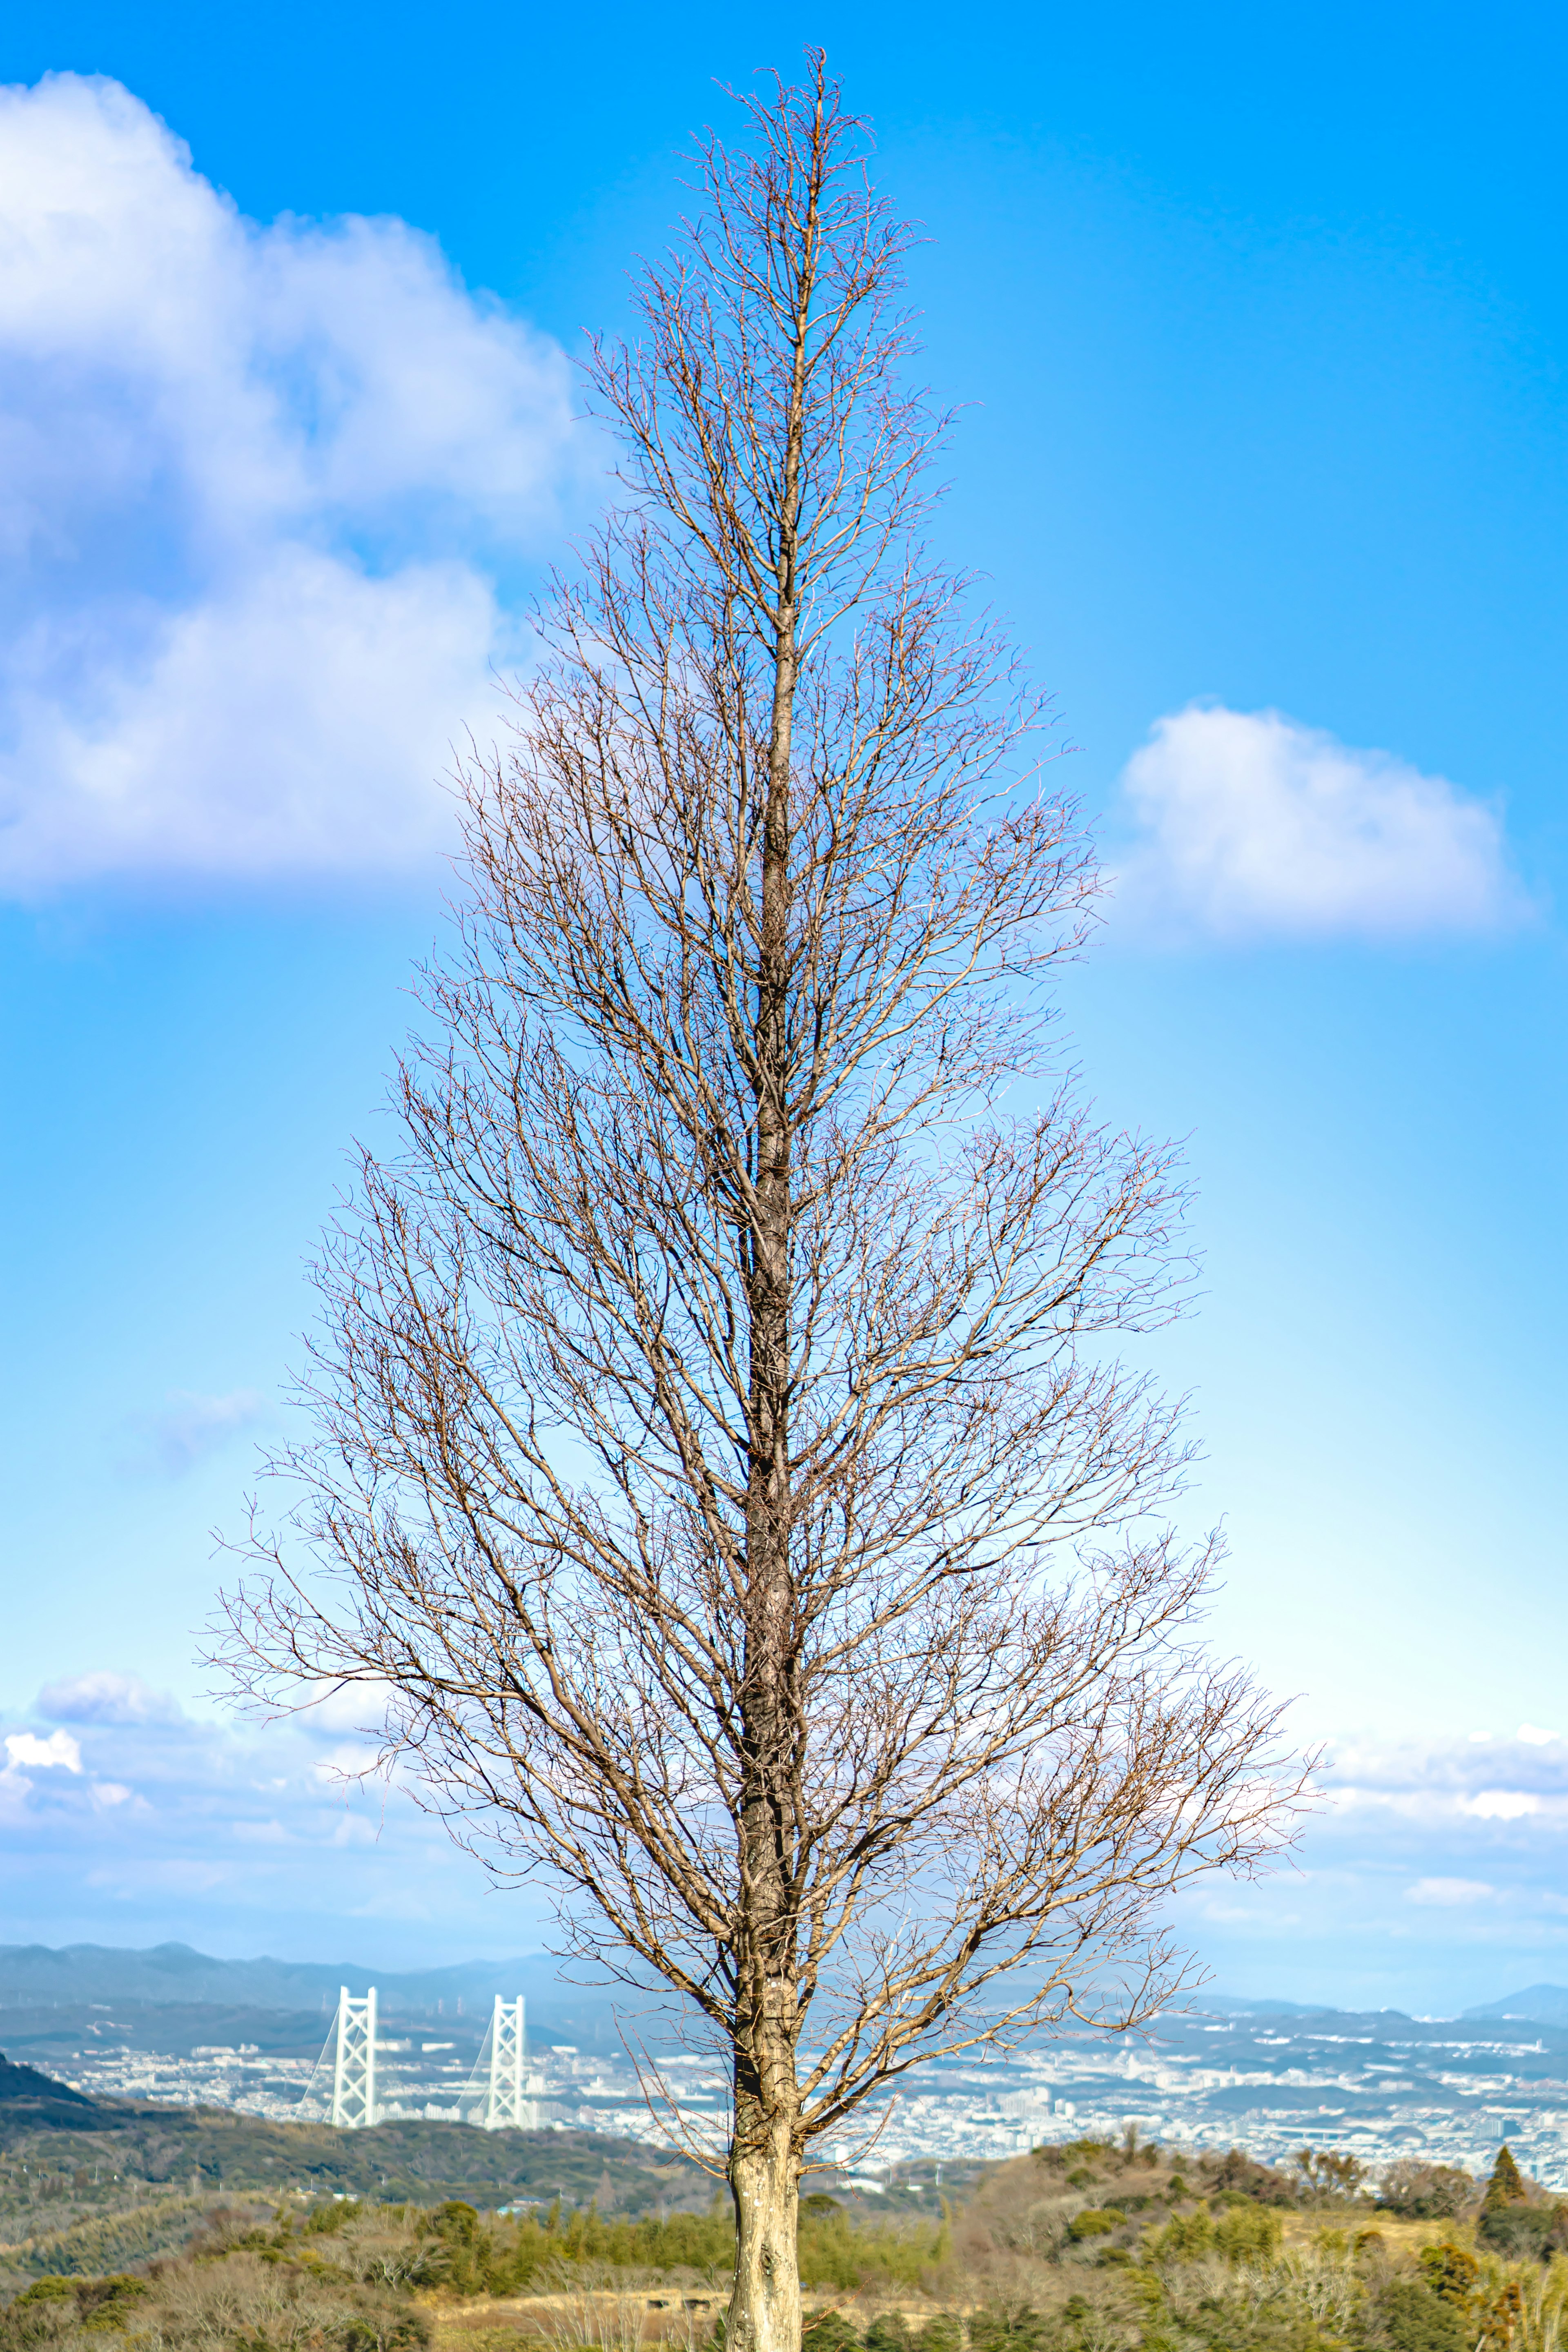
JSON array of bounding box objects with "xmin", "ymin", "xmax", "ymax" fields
[{"xmin": 218, "ymin": 56, "xmax": 1303, "ymax": 2352}]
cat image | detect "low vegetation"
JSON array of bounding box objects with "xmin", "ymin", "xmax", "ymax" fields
[{"xmin": 7, "ymin": 2134, "xmax": 1568, "ymax": 2352}]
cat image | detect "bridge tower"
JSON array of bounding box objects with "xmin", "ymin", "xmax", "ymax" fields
[
  {"xmin": 330, "ymin": 1985, "xmax": 377, "ymax": 2128},
  {"xmin": 484, "ymin": 1995, "xmax": 526, "ymax": 2129}
]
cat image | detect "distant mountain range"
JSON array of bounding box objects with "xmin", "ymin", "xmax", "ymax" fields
[
  {"xmin": 1462, "ymin": 1984, "xmax": 1568, "ymax": 2025},
  {"xmin": 1212, "ymin": 1985, "xmax": 1568, "ymax": 2027},
  {"xmin": 7, "ymin": 1942, "xmax": 1568, "ymax": 2037},
  {"xmin": 0, "ymin": 1942, "xmax": 644, "ymax": 2037},
  {"xmin": 1204, "ymin": 1997, "xmax": 1333, "ymax": 2017}
]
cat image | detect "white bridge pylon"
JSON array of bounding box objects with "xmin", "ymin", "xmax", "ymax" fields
[
  {"xmin": 331, "ymin": 1984, "xmax": 378, "ymax": 2129},
  {"xmin": 488, "ymin": 1995, "xmax": 526, "ymax": 2129},
  {"xmin": 301, "ymin": 1986, "xmax": 528, "ymax": 2131},
  {"xmin": 465, "ymin": 1995, "xmax": 530, "ymax": 2129}
]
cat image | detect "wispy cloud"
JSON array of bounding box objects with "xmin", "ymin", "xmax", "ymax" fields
[
  {"xmin": 121, "ymin": 1388, "xmax": 265, "ymax": 1477},
  {"xmin": 1321, "ymin": 1728, "xmax": 1568, "ymax": 1827},
  {"xmin": 1112, "ymin": 703, "xmax": 1528, "ymax": 942},
  {"xmin": 36, "ymin": 1671, "xmax": 183, "ymax": 1726},
  {"xmin": 0, "ymin": 74, "xmax": 577, "ymax": 895}
]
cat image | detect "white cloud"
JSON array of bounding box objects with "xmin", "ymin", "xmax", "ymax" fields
[
  {"xmin": 1519, "ymin": 1725, "xmax": 1560, "ymax": 1746},
  {"xmin": 5, "ymin": 1730, "xmax": 84, "ymax": 1772},
  {"xmin": 1165, "ymin": 1726, "xmax": 1568, "ymax": 2003},
  {"xmin": 1310, "ymin": 1732, "xmax": 1568, "ymax": 1844},
  {"xmin": 122, "ymin": 1386, "xmax": 264, "ymax": 1476},
  {"xmin": 1466, "ymin": 1790, "xmax": 1541, "ymax": 1821},
  {"xmin": 37, "ymin": 1671, "xmax": 182, "ymax": 1726},
  {"xmin": 0, "ymin": 73, "xmax": 576, "ymax": 893},
  {"xmin": 1114, "ymin": 703, "xmax": 1526, "ymax": 941}
]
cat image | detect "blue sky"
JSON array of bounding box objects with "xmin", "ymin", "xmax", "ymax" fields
[{"xmin": 2, "ymin": 0, "xmax": 1566, "ymax": 2011}]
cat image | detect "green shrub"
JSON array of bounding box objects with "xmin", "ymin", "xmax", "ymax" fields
[
  {"xmin": 917, "ymin": 2316, "xmax": 964, "ymax": 2352},
  {"xmin": 1149, "ymin": 2209, "xmax": 1215, "ymax": 2261},
  {"xmin": 797, "ymin": 2208, "xmax": 944, "ymax": 2291},
  {"xmin": 1477, "ymin": 2203, "xmax": 1563, "ymax": 2258},
  {"xmin": 1214, "ymin": 2207, "xmax": 1283, "ymax": 2262},
  {"xmin": 3, "ymin": 2272, "xmax": 150, "ymax": 2339},
  {"xmin": 969, "ymin": 2305, "xmax": 1046, "ymax": 2352},
  {"xmin": 306, "ymin": 2200, "xmax": 366, "ymax": 2236},
  {"xmin": 802, "ymin": 2313, "xmax": 861, "ymax": 2352},
  {"xmin": 1418, "ymin": 2245, "xmax": 1480, "ymax": 2306},
  {"xmin": 303, "ymin": 2194, "xmax": 937, "ymax": 2303},
  {"xmin": 1376, "ymin": 2279, "xmax": 1466, "ymax": 2352},
  {"xmin": 1066, "ymin": 2211, "xmax": 1118, "ymax": 2242}
]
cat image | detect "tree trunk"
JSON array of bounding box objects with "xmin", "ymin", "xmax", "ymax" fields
[
  {"xmin": 730, "ymin": 154, "xmax": 816, "ymax": 2352},
  {"xmin": 730, "ymin": 2078, "xmax": 802, "ymax": 2352}
]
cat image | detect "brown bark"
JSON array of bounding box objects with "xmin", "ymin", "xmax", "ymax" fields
[
  {"xmin": 731, "ymin": 2117, "xmax": 801, "ymax": 2352},
  {"xmin": 731, "ymin": 94, "xmax": 814, "ymax": 2352},
  {"xmin": 214, "ymin": 56, "xmax": 1309, "ymax": 2352}
]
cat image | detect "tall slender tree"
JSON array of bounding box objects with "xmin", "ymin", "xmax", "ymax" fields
[{"xmin": 220, "ymin": 58, "xmax": 1301, "ymax": 2352}]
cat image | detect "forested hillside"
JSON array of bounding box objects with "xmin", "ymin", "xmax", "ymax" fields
[{"xmin": 0, "ymin": 2051, "xmax": 708, "ymax": 2235}]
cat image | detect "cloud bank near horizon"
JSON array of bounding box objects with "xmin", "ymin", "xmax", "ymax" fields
[
  {"xmin": 1174, "ymin": 1724, "xmax": 1568, "ymax": 2010},
  {"xmin": 1113, "ymin": 704, "xmax": 1528, "ymax": 943},
  {"xmin": 0, "ymin": 1670, "xmax": 539, "ymax": 1964},
  {"xmin": 0, "ymin": 74, "xmax": 577, "ymax": 895},
  {"xmin": 7, "ymin": 1672, "xmax": 1568, "ymax": 2000}
]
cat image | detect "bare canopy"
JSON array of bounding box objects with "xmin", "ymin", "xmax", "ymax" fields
[{"xmin": 218, "ymin": 56, "xmax": 1302, "ymax": 2352}]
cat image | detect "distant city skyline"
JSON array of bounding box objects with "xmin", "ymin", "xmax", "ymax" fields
[{"xmin": 16, "ymin": 1951, "xmax": 1568, "ymax": 2186}]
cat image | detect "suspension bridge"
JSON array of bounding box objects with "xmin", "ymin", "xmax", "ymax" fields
[{"xmin": 297, "ymin": 1990, "xmax": 534, "ymax": 2128}]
